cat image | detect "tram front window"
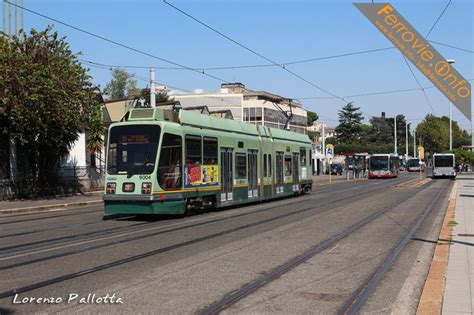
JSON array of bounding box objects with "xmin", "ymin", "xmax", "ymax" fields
[
  {"xmin": 370, "ymin": 156, "xmax": 389, "ymax": 171},
  {"xmin": 107, "ymin": 125, "xmax": 161, "ymax": 175}
]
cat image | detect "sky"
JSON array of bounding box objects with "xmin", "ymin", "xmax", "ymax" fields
[{"xmin": 3, "ymin": 0, "xmax": 473, "ymax": 130}]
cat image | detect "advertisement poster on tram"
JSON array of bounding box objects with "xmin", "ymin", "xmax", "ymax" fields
[{"xmin": 184, "ymin": 165, "xmax": 219, "ymax": 187}]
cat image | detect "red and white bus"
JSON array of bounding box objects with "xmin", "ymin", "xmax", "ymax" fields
[{"xmin": 368, "ymin": 154, "xmax": 400, "ymax": 179}]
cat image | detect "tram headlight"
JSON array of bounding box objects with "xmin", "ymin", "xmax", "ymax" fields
[
  {"xmin": 106, "ymin": 182, "xmax": 116, "ymax": 194},
  {"xmin": 142, "ymin": 182, "xmax": 152, "ymax": 194}
]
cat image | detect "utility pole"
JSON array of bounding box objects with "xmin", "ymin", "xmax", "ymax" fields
[
  {"xmin": 14, "ymin": 0, "xmax": 17, "ymax": 35},
  {"xmin": 322, "ymin": 122, "xmax": 326, "ymax": 174},
  {"xmin": 150, "ymin": 69, "xmax": 156, "ymax": 108},
  {"xmin": 414, "ymin": 127, "xmax": 416, "ymax": 158},
  {"xmin": 405, "ymin": 122, "xmax": 409, "ymax": 158},
  {"xmin": 2, "ymin": 0, "xmax": 5, "ymax": 34},
  {"xmin": 8, "ymin": 0, "xmax": 11, "ymax": 36},
  {"xmin": 447, "ymin": 59, "xmax": 455, "ymax": 151},
  {"xmin": 394, "ymin": 115, "xmax": 397, "ymax": 154}
]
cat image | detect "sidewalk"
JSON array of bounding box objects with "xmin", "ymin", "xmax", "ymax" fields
[
  {"xmin": 0, "ymin": 191, "xmax": 104, "ymax": 215},
  {"xmin": 443, "ymin": 172, "xmax": 474, "ymax": 314}
]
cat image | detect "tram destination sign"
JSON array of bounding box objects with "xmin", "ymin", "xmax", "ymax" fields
[{"xmin": 354, "ymin": 3, "xmax": 471, "ymax": 121}]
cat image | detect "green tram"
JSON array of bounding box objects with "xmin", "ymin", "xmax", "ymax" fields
[{"xmin": 103, "ymin": 107, "xmax": 313, "ymax": 215}]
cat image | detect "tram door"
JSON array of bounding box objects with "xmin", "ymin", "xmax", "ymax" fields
[
  {"xmin": 292, "ymin": 153, "xmax": 300, "ymax": 192},
  {"xmin": 220, "ymin": 148, "xmax": 233, "ymax": 202},
  {"xmin": 276, "ymin": 152, "xmax": 284, "ymax": 194},
  {"xmin": 248, "ymin": 150, "xmax": 258, "ymax": 198}
]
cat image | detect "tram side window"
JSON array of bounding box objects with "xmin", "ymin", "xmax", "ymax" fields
[
  {"xmin": 158, "ymin": 133, "xmax": 182, "ymax": 190},
  {"xmin": 284, "ymin": 155, "xmax": 292, "ymax": 176},
  {"xmin": 264, "ymin": 154, "xmax": 268, "ymax": 177},
  {"xmin": 235, "ymin": 153, "xmax": 247, "ymax": 179},
  {"xmin": 185, "ymin": 135, "xmax": 202, "ymax": 165},
  {"xmin": 300, "ymin": 148, "xmax": 306, "ymax": 166},
  {"xmin": 268, "ymin": 154, "xmax": 272, "ymax": 177},
  {"xmin": 203, "ymin": 137, "xmax": 218, "ymax": 164}
]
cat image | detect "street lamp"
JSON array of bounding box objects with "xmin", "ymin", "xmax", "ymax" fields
[{"xmin": 447, "ymin": 59, "xmax": 455, "ymax": 151}]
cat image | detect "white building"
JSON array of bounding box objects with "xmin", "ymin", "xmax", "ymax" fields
[
  {"xmin": 170, "ymin": 83, "xmax": 308, "ymax": 134},
  {"xmin": 307, "ymin": 122, "xmax": 336, "ymax": 142}
]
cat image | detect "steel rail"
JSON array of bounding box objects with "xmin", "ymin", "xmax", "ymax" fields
[
  {"xmin": 196, "ymin": 180, "xmax": 437, "ymax": 314},
  {"xmin": 0, "ymin": 177, "xmax": 418, "ymax": 297},
  {"xmin": 0, "ymin": 176, "xmax": 406, "ymax": 257},
  {"xmin": 338, "ymin": 181, "xmax": 451, "ymax": 315},
  {"xmin": 0, "ymin": 208, "xmax": 102, "ymax": 225},
  {"xmin": 0, "ymin": 175, "xmax": 408, "ymax": 271}
]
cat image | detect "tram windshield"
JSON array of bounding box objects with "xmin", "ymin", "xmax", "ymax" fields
[
  {"xmin": 434, "ymin": 155, "xmax": 454, "ymax": 167},
  {"xmin": 107, "ymin": 125, "xmax": 160, "ymax": 175},
  {"xmin": 370, "ymin": 156, "xmax": 389, "ymax": 171}
]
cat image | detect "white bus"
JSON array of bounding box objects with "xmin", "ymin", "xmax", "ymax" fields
[{"xmin": 432, "ymin": 153, "xmax": 456, "ymax": 178}]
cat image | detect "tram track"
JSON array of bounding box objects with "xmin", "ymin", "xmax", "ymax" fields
[
  {"xmin": 0, "ymin": 176, "xmax": 428, "ymax": 299},
  {"xmin": 0, "ymin": 174, "xmax": 409, "ymax": 247},
  {"xmin": 197, "ymin": 179, "xmax": 441, "ymax": 315},
  {"xmin": 338, "ymin": 181, "xmax": 451, "ymax": 315},
  {"xmin": 0, "ymin": 175, "xmax": 410, "ymax": 262},
  {"xmin": 0, "ymin": 207, "xmax": 102, "ymax": 225}
]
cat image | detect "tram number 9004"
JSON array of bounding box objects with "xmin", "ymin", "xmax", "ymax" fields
[{"xmin": 139, "ymin": 175, "xmax": 151, "ymax": 180}]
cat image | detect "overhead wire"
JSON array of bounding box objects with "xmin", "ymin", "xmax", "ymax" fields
[
  {"xmin": 162, "ymin": 0, "xmax": 347, "ymax": 103},
  {"xmin": 82, "ymin": 60, "xmax": 251, "ymax": 109},
  {"xmin": 425, "ymin": 0, "xmax": 452, "ymax": 39},
  {"xmin": 5, "ymin": 0, "xmax": 230, "ymax": 84},
  {"xmin": 401, "ymin": 55, "xmax": 436, "ymax": 114},
  {"xmin": 428, "ymin": 40, "xmax": 474, "ymax": 54}
]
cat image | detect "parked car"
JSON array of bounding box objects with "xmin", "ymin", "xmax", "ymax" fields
[{"xmin": 326, "ymin": 163, "xmax": 343, "ymax": 175}]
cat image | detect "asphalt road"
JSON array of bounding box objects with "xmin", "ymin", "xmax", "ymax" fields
[{"xmin": 0, "ymin": 172, "xmax": 452, "ymax": 314}]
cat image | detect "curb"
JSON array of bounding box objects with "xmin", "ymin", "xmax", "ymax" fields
[
  {"xmin": 0, "ymin": 200, "xmax": 104, "ymax": 215},
  {"xmin": 416, "ymin": 181, "xmax": 457, "ymax": 315}
]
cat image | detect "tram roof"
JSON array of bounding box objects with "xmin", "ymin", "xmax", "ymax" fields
[{"xmin": 119, "ymin": 107, "xmax": 311, "ymax": 144}]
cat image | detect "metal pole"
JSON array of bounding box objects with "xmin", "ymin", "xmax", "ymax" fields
[
  {"xmin": 405, "ymin": 122, "xmax": 409, "ymax": 158},
  {"xmin": 14, "ymin": 0, "xmax": 16, "ymax": 36},
  {"xmin": 472, "ymin": 99, "xmax": 474, "ymax": 152},
  {"xmin": 2, "ymin": 0, "xmax": 5, "ymax": 34},
  {"xmin": 8, "ymin": 0, "xmax": 10, "ymax": 36},
  {"xmin": 322, "ymin": 123, "xmax": 326, "ymax": 174},
  {"xmin": 449, "ymin": 102, "xmax": 452, "ymax": 151},
  {"xmin": 447, "ymin": 59, "xmax": 455, "ymax": 151},
  {"xmin": 149, "ymin": 68, "xmax": 156, "ymax": 108},
  {"xmin": 414, "ymin": 128, "xmax": 416, "ymax": 158},
  {"xmin": 394, "ymin": 115, "xmax": 397, "ymax": 154},
  {"xmin": 21, "ymin": 0, "xmax": 23, "ymax": 31}
]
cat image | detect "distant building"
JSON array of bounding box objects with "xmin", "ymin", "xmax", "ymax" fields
[
  {"xmin": 307, "ymin": 122, "xmax": 336, "ymax": 143},
  {"xmin": 170, "ymin": 83, "xmax": 308, "ymax": 134}
]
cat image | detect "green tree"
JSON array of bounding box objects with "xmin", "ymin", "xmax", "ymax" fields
[
  {"xmin": 416, "ymin": 115, "xmax": 449, "ymax": 154},
  {"xmin": 135, "ymin": 88, "xmax": 172, "ymax": 107},
  {"xmin": 416, "ymin": 114, "xmax": 471, "ymax": 154},
  {"xmin": 0, "ymin": 27, "xmax": 99, "ymax": 195},
  {"xmin": 439, "ymin": 116, "xmax": 471, "ymax": 148},
  {"xmin": 307, "ymin": 111, "xmax": 319, "ymax": 126},
  {"xmin": 367, "ymin": 116, "xmax": 393, "ymax": 144},
  {"xmin": 366, "ymin": 114, "xmax": 408, "ymax": 154},
  {"xmin": 335, "ymin": 102, "xmax": 364, "ymax": 143},
  {"xmin": 85, "ymin": 89, "xmax": 106, "ymax": 165},
  {"xmin": 104, "ymin": 68, "xmax": 140, "ymax": 100}
]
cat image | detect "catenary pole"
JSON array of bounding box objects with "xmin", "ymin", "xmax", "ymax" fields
[
  {"xmin": 150, "ymin": 68, "xmax": 156, "ymax": 108},
  {"xmin": 322, "ymin": 122, "xmax": 325, "ymax": 174},
  {"xmin": 405, "ymin": 122, "xmax": 409, "ymax": 158},
  {"xmin": 394, "ymin": 115, "xmax": 397, "ymax": 154},
  {"xmin": 414, "ymin": 128, "xmax": 416, "ymax": 158}
]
